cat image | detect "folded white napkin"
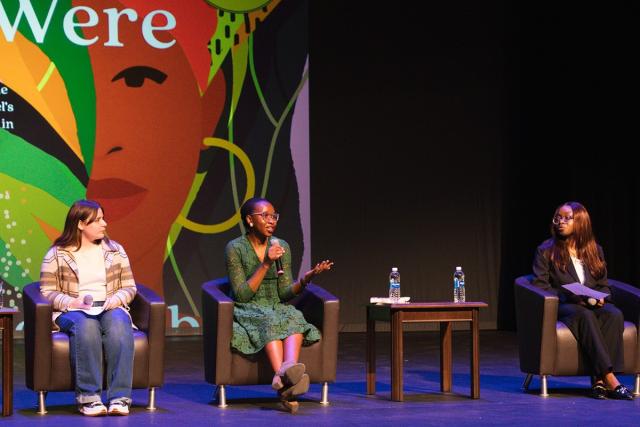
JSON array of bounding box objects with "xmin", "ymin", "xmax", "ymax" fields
[{"xmin": 370, "ymin": 297, "xmax": 411, "ymax": 304}]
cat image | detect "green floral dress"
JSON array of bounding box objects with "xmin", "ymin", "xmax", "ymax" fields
[{"xmin": 225, "ymin": 235, "xmax": 321, "ymax": 355}]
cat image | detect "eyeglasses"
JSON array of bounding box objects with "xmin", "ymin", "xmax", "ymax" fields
[
  {"xmin": 250, "ymin": 212, "xmax": 280, "ymax": 222},
  {"xmin": 552, "ymin": 215, "xmax": 574, "ymax": 225}
]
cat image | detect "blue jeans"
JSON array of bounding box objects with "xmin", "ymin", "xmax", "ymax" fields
[{"xmin": 56, "ymin": 308, "xmax": 134, "ymax": 404}]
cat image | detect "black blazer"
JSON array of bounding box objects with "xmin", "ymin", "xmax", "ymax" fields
[{"xmin": 532, "ymin": 240, "xmax": 611, "ymax": 304}]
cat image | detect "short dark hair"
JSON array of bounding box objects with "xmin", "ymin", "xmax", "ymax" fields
[{"xmin": 240, "ymin": 197, "xmax": 271, "ymax": 228}]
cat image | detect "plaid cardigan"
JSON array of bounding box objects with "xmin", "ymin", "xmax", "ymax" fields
[{"xmin": 39, "ymin": 239, "xmax": 137, "ymax": 324}]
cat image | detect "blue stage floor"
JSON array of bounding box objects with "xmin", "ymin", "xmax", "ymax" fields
[{"xmin": 3, "ymin": 331, "xmax": 639, "ymax": 426}]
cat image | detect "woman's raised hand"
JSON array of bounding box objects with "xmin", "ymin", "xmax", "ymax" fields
[
  {"xmin": 302, "ymin": 260, "xmax": 334, "ymax": 284},
  {"xmin": 312, "ymin": 260, "xmax": 334, "ymax": 275}
]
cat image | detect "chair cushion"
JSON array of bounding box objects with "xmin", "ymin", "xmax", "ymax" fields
[
  {"xmin": 227, "ymin": 340, "xmax": 324, "ymax": 385},
  {"xmin": 554, "ymin": 321, "xmax": 637, "ymax": 375},
  {"xmin": 48, "ymin": 330, "xmax": 149, "ymax": 390}
]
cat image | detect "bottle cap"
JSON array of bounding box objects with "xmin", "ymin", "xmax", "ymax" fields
[
  {"xmin": 391, "ymin": 267, "xmax": 398, "ymax": 272},
  {"xmin": 455, "ymin": 266, "xmax": 462, "ymax": 270}
]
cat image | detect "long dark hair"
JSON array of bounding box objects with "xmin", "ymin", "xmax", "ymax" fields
[
  {"xmin": 53, "ymin": 200, "xmax": 108, "ymax": 250},
  {"xmin": 548, "ymin": 201, "xmax": 605, "ymax": 279},
  {"xmin": 240, "ymin": 197, "xmax": 271, "ymax": 229}
]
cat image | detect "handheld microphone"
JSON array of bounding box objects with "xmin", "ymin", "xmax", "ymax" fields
[
  {"xmin": 83, "ymin": 294, "xmax": 93, "ymax": 307},
  {"xmin": 271, "ymin": 238, "xmax": 284, "ymax": 276}
]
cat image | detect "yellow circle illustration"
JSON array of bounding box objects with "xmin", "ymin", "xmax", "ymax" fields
[{"xmin": 176, "ymin": 137, "xmax": 255, "ymax": 234}]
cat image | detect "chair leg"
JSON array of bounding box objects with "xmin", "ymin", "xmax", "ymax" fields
[
  {"xmin": 146, "ymin": 387, "xmax": 157, "ymax": 411},
  {"xmin": 540, "ymin": 375, "xmax": 549, "ymax": 397},
  {"xmin": 522, "ymin": 374, "xmax": 533, "ymax": 391},
  {"xmin": 37, "ymin": 391, "xmax": 47, "ymax": 415},
  {"xmin": 320, "ymin": 382, "xmax": 330, "ymax": 405},
  {"xmin": 215, "ymin": 385, "xmax": 228, "ymax": 408},
  {"xmin": 634, "ymin": 374, "xmax": 640, "ymax": 396}
]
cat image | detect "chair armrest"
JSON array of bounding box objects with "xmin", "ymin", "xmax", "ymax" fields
[
  {"xmin": 291, "ymin": 284, "xmax": 338, "ymax": 329},
  {"xmin": 22, "ymin": 282, "xmax": 53, "ymax": 391},
  {"xmin": 129, "ymin": 283, "xmax": 166, "ymax": 387},
  {"xmin": 202, "ymin": 278, "xmax": 235, "ymax": 384},
  {"xmin": 130, "ymin": 283, "xmax": 165, "ymax": 333},
  {"xmin": 609, "ymin": 279, "xmax": 640, "ymax": 326},
  {"xmin": 514, "ymin": 276, "xmax": 559, "ymax": 374},
  {"xmin": 292, "ymin": 284, "xmax": 340, "ymax": 381}
]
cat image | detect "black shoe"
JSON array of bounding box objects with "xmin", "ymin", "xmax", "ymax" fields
[
  {"xmin": 590, "ymin": 383, "xmax": 607, "ymax": 399},
  {"xmin": 609, "ymin": 384, "xmax": 634, "ymax": 400}
]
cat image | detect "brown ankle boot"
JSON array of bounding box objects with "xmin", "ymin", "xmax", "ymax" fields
[
  {"xmin": 278, "ymin": 373, "xmax": 310, "ymax": 399},
  {"xmin": 280, "ymin": 399, "xmax": 299, "ymax": 414},
  {"xmin": 278, "ymin": 361, "xmax": 305, "ymax": 387}
]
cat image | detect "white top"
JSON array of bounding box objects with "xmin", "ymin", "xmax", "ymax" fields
[
  {"xmin": 570, "ymin": 256, "xmax": 585, "ymax": 284},
  {"xmin": 74, "ymin": 243, "xmax": 107, "ymax": 303}
]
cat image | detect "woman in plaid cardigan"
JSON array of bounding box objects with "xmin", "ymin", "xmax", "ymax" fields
[{"xmin": 39, "ymin": 200, "xmax": 137, "ymax": 416}]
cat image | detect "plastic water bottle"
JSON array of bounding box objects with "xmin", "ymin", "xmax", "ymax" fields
[
  {"xmin": 454, "ymin": 266, "xmax": 465, "ymax": 303},
  {"xmin": 389, "ymin": 267, "xmax": 401, "ymax": 302}
]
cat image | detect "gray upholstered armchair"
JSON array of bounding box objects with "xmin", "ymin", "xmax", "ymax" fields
[
  {"xmin": 23, "ymin": 282, "xmax": 166, "ymax": 414},
  {"xmin": 202, "ymin": 277, "xmax": 339, "ymax": 407},
  {"xmin": 514, "ymin": 275, "xmax": 640, "ymax": 396}
]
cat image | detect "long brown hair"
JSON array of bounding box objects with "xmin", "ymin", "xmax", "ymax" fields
[
  {"xmin": 548, "ymin": 201, "xmax": 605, "ymax": 279},
  {"xmin": 53, "ymin": 200, "xmax": 108, "ymax": 250}
]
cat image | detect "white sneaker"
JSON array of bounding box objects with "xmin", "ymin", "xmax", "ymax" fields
[
  {"xmin": 78, "ymin": 401, "xmax": 107, "ymax": 416},
  {"xmin": 108, "ymin": 399, "xmax": 130, "ymax": 416}
]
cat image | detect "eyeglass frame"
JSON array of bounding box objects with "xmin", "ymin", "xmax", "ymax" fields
[
  {"xmin": 552, "ymin": 215, "xmax": 574, "ymax": 225},
  {"xmin": 250, "ymin": 212, "xmax": 280, "ymax": 222}
]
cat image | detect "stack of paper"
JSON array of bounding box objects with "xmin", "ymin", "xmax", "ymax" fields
[
  {"xmin": 561, "ymin": 283, "xmax": 609, "ymax": 300},
  {"xmin": 370, "ymin": 297, "xmax": 411, "ymax": 304}
]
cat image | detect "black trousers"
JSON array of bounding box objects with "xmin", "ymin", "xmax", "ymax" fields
[{"xmin": 558, "ymin": 302, "xmax": 625, "ymax": 376}]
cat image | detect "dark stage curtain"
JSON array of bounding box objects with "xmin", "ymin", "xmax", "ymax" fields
[
  {"xmin": 310, "ymin": 1, "xmax": 505, "ymax": 330},
  {"xmin": 498, "ymin": 2, "xmax": 640, "ymax": 329},
  {"xmin": 310, "ymin": 1, "xmax": 639, "ymax": 331}
]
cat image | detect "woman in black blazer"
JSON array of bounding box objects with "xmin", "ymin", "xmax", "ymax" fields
[{"xmin": 532, "ymin": 201, "xmax": 634, "ymax": 400}]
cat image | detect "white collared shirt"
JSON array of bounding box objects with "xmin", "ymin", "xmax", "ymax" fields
[{"xmin": 570, "ymin": 256, "xmax": 585, "ymax": 284}]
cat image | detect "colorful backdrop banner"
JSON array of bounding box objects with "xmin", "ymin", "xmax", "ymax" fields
[{"xmin": 0, "ymin": 0, "xmax": 310, "ymax": 334}]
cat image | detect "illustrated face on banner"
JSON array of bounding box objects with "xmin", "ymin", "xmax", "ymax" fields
[
  {"xmin": 0, "ymin": 0, "xmax": 309, "ymax": 333},
  {"xmin": 81, "ymin": 0, "xmax": 225, "ymax": 291}
]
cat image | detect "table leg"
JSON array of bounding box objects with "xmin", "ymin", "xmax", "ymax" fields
[
  {"xmin": 2, "ymin": 316, "xmax": 13, "ymax": 416},
  {"xmin": 440, "ymin": 321, "xmax": 452, "ymax": 393},
  {"xmin": 390, "ymin": 310, "xmax": 403, "ymax": 401},
  {"xmin": 471, "ymin": 308, "xmax": 480, "ymax": 398},
  {"xmin": 366, "ymin": 307, "xmax": 376, "ymax": 395}
]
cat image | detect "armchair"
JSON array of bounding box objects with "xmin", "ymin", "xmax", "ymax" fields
[
  {"xmin": 202, "ymin": 277, "xmax": 339, "ymax": 407},
  {"xmin": 23, "ymin": 282, "xmax": 166, "ymax": 414},
  {"xmin": 514, "ymin": 275, "xmax": 640, "ymax": 396}
]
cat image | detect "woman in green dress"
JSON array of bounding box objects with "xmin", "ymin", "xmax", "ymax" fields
[{"xmin": 225, "ymin": 198, "xmax": 333, "ymax": 412}]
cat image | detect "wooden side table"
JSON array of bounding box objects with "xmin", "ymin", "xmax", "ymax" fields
[
  {"xmin": 1, "ymin": 308, "xmax": 16, "ymax": 416},
  {"xmin": 366, "ymin": 301, "xmax": 488, "ymax": 401}
]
